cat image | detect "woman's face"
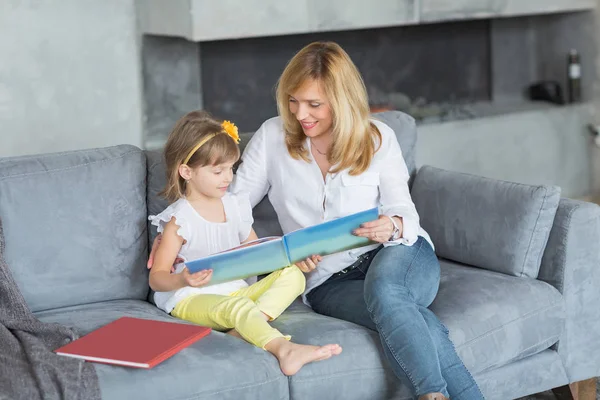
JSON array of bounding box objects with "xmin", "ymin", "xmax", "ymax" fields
[{"xmin": 288, "ymin": 79, "xmax": 333, "ymax": 138}]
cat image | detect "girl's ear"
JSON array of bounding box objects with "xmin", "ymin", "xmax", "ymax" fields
[{"xmin": 178, "ymin": 164, "xmax": 193, "ymax": 181}]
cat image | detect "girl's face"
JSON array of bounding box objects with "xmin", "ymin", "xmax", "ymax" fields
[
  {"xmin": 288, "ymin": 79, "xmax": 333, "ymax": 139},
  {"xmin": 181, "ymin": 160, "xmax": 235, "ymax": 200}
]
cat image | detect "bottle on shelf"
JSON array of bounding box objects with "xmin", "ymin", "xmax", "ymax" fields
[{"xmin": 567, "ymin": 49, "xmax": 582, "ymax": 103}]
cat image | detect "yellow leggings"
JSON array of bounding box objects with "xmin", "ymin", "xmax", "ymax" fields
[{"xmin": 171, "ymin": 265, "xmax": 305, "ymax": 349}]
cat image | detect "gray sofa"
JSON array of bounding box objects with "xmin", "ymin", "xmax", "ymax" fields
[{"xmin": 1, "ymin": 111, "xmax": 599, "ymax": 400}]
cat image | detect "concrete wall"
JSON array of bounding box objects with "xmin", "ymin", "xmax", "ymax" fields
[
  {"xmin": 415, "ymin": 9, "xmax": 600, "ymax": 199},
  {"xmin": 416, "ymin": 103, "xmax": 596, "ymax": 199},
  {"xmin": 1, "ymin": 1, "xmax": 599, "ymax": 200},
  {"xmin": 0, "ymin": 0, "xmax": 144, "ymax": 158}
]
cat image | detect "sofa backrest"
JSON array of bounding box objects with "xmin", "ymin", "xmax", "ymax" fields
[
  {"xmin": 147, "ymin": 110, "xmax": 418, "ymax": 239},
  {"xmin": 0, "ymin": 145, "xmax": 149, "ymax": 312}
]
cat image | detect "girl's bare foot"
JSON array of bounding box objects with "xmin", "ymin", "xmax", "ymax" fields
[{"xmin": 265, "ymin": 338, "xmax": 342, "ymax": 376}]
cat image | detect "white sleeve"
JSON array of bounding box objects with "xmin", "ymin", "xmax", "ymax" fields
[
  {"xmin": 235, "ymin": 192, "xmax": 254, "ymax": 242},
  {"xmin": 231, "ymin": 122, "xmax": 271, "ymax": 208},
  {"xmin": 148, "ymin": 203, "xmax": 190, "ymax": 242},
  {"xmin": 378, "ymin": 128, "xmax": 421, "ymax": 247}
]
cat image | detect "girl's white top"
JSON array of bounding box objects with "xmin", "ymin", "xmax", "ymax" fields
[
  {"xmin": 149, "ymin": 193, "xmax": 254, "ymax": 313},
  {"xmin": 231, "ymin": 117, "xmax": 432, "ymax": 302}
]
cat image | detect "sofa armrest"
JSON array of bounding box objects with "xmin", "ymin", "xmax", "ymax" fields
[{"xmin": 538, "ymin": 198, "xmax": 600, "ymax": 382}]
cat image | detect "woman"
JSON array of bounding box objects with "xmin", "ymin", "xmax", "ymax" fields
[{"xmin": 230, "ymin": 42, "xmax": 484, "ymax": 400}]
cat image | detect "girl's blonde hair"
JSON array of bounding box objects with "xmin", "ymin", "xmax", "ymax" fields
[
  {"xmin": 275, "ymin": 41, "xmax": 381, "ymax": 175},
  {"xmin": 160, "ymin": 110, "xmax": 240, "ymax": 203}
]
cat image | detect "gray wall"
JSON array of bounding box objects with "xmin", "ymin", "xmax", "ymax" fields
[
  {"xmin": 415, "ymin": 9, "xmax": 600, "ymax": 199},
  {"xmin": 0, "ymin": 0, "xmax": 144, "ymax": 158},
  {"xmin": 1, "ymin": 0, "xmax": 600, "ymax": 200},
  {"xmin": 416, "ymin": 103, "xmax": 596, "ymax": 199}
]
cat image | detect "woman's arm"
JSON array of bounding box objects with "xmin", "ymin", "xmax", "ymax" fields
[
  {"xmin": 377, "ymin": 133, "xmax": 420, "ymax": 246},
  {"xmin": 355, "ymin": 123, "xmax": 420, "ymax": 246},
  {"xmin": 231, "ymin": 122, "xmax": 271, "ymax": 208}
]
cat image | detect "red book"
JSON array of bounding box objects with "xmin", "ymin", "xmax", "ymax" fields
[{"xmin": 55, "ymin": 317, "xmax": 211, "ymax": 368}]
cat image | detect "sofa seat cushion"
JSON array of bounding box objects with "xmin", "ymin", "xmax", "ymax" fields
[
  {"xmin": 35, "ymin": 300, "xmax": 289, "ymax": 400},
  {"xmin": 271, "ymin": 301, "xmax": 410, "ymax": 400},
  {"xmin": 432, "ymin": 260, "xmax": 566, "ymax": 373}
]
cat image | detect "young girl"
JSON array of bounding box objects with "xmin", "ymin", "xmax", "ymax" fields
[{"xmin": 148, "ymin": 110, "xmax": 342, "ymax": 376}]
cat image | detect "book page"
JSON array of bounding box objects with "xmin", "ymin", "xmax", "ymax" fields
[{"xmin": 215, "ymin": 236, "xmax": 281, "ymax": 254}]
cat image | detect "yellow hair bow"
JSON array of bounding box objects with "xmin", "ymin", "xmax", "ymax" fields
[{"xmin": 183, "ymin": 120, "xmax": 240, "ymax": 165}]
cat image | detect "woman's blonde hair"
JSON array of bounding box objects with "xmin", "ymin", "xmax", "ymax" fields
[
  {"xmin": 275, "ymin": 41, "xmax": 381, "ymax": 175},
  {"xmin": 160, "ymin": 110, "xmax": 240, "ymax": 203}
]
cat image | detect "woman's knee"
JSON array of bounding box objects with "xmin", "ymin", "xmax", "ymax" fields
[
  {"xmin": 366, "ymin": 240, "xmax": 440, "ymax": 306},
  {"xmin": 364, "ymin": 275, "xmax": 413, "ymax": 309}
]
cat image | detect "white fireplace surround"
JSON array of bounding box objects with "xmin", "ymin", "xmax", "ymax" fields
[{"xmin": 137, "ymin": 0, "xmax": 595, "ymax": 42}]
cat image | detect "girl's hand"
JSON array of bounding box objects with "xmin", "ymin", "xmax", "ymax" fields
[
  {"xmin": 148, "ymin": 234, "xmax": 183, "ymax": 271},
  {"xmin": 353, "ymin": 215, "xmax": 402, "ymax": 244},
  {"xmin": 181, "ymin": 268, "xmax": 213, "ymax": 288},
  {"xmin": 296, "ymin": 255, "xmax": 322, "ymax": 273}
]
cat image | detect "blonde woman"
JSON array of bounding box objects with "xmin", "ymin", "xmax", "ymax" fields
[{"xmin": 231, "ymin": 42, "xmax": 484, "ymax": 400}]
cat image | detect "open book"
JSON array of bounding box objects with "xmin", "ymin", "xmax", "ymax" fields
[{"xmin": 185, "ymin": 207, "xmax": 379, "ymax": 285}]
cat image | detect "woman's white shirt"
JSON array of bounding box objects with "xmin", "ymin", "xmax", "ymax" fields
[{"xmin": 231, "ymin": 116, "xmax": 432, "ymax": 299}]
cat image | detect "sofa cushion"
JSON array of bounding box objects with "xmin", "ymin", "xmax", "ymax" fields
[
  {"xmin": 0, "ymin": 145, "xmax": 149, "ymax": 312},
  {"xmin": 412, "ymin": 165, "xmax": 561, "ymax": 278},
  {"xmin": 34, "ymin": 261, "xmax": 565, "ymax": 400},
  {"xmin": 35, "ymin": 299, "xmax": 289, "ymax": 400},
  {"xmin": 433, "ymin": 259, "xmax": 565, "ymax": 373},
  {"xmin": 271, "ymin": 301, "xmax": 410, "ymax": 400},
  {"xmin": 273, "ymin": 262, "xmax": 565, "ymax": 399}
]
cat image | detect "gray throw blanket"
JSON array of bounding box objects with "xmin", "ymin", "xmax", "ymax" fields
[{"xmin": 0, "ymin": 219, "xmax": 101, "ymax": 400}]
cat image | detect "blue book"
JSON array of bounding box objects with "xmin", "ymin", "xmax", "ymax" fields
[{"xmin": 184, "ymin": 207, "xmax": 379, "ymax": 285}]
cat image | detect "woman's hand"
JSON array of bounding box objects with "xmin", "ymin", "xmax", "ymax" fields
[
  {"xmin": 295, "ymin": 255, "xmax": 322, "ymax": 273},
  {"xmin": 353, "ymin": 215, "xmax": 402, "ymax": 243},
  {"xmin": 147, "ymin": 234, "xmax": 183, "ymax": 272},
  {"xmin": 181, "ymin": 268, "xmax": 213, "ymax": 288}
]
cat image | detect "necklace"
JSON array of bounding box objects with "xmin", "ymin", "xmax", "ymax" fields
[{"xmin": 310, "ymin": 140, "xmax": 329, "ymax": 156}]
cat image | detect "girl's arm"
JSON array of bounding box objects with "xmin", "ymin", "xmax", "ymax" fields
[
  {"xmin": 149, "ymin": 218, "xmax": 212, "ymax": 291},
  {"xmin": 242, "ymin": 228, "xmax": 259, "ymax": 243}
]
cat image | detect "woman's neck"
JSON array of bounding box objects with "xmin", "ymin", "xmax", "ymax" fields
[{"xmin": 309, "ymin": 133, "xmax": 333, "ymax": 155}]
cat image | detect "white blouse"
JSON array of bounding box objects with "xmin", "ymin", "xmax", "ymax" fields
[
  {"xmin": 148, "ymin": 193, "xmax": 254, "ymax": 313},
  {"xmin": 231, "ymin": 116, "xmax": 432, "ymax": 298}
]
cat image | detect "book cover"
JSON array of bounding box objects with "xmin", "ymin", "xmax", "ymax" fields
[
  {"xmin": 54, "ymin": 317, "xmax": 211, "ymax": 369},
  {"xmin": 185, "ymin": 207, "xmax": 379, "ymax": 284}
]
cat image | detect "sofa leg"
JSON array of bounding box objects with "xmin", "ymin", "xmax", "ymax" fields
[{"xmin": 552, "ymin": 378, "xmax": 597, "ymax": 400}]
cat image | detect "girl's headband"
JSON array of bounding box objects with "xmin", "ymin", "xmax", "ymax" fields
[{"xmin": 182, "ymin": 120, "xmax": 240, "ymax": 165}]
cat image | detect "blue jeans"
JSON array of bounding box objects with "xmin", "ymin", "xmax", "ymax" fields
[{"xmin": 307, "ymin": 237, "xmax": 484, "ymax": 399}]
